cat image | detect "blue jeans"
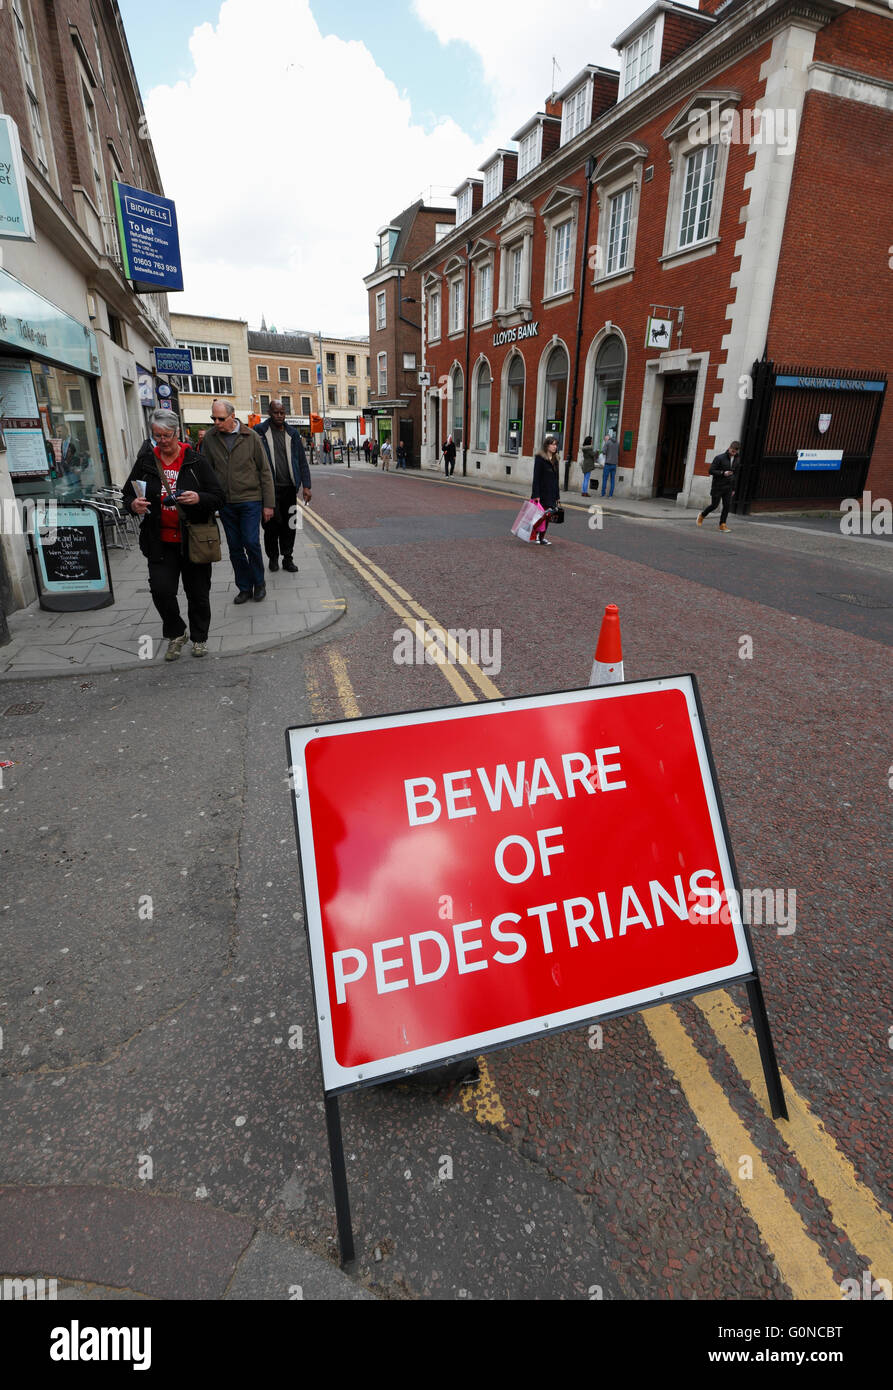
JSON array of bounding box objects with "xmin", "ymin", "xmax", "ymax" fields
[
  {"xmin": 601, "ymin": 466, "xmax": 616, "ymax": 498},
  {"xmin": 220, "ymin": 501, "xmax": 265, "ymax": 593}
]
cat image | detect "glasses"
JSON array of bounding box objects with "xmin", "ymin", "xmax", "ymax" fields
[{"xmin": 210, "ymin": 416, "xmax": 227, "ymax": 423}]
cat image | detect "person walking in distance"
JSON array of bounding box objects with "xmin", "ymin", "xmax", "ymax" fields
[
  {"xmin": 396, "ymin": 440, "xmax": 407, "ymax": 469},
  {"xmin": 203, "ymin": 400, "xmax": 275, "ymax": 603},
  {"xmin": 363, "ymin": 437, "xmax": 371, "ymax": 465},
  {"xmin": 371, "ymin": 439, "xmax": 379, "ymax": 468},
  {"xmin": 580, "ymin": 435, "xmax": 596, "ymax": 497},
  {"xmin": 697, "ymin": 441, "xmax": 740, "ymax": 531},
  {"xmin": 531, "ymin": 433, "xmax": 561, "ymax": 545},
  {"xmin": 123, "ymin": 408, "xmax": 224, "ymax": 660},
  {"xmin": 600, "ymin": 429, "xmax": 619, "ymax": 498},
  {"xmin": 254, "ymin": 399, "xmax": 312, "ymax": 574},
  {"xmin": 380, "ymin": 439, "xmax": 392, "ymax": 471},
  {"xmin": 443, "ymin": 434, "xmax": 456, "ymax": 477}
]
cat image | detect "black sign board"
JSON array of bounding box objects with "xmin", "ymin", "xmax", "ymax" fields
[{"xmin": 28, "ymin": 501, "xmax": 114, "ymax": 611}]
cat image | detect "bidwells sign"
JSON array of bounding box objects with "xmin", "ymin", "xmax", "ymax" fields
[
  {"xmin": 493, "ymin": 322, "xmax": 539, "ymax": 348},
  {"xmin": 113, "ymin": 181, "xmax": 184, "ymax": 293}
]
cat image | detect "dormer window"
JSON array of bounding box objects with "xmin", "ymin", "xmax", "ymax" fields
[
  {"xmin": 621, "ymin": 17, "xmax": 661, "ymax": 99},
  {"xmin": 456, "ymin": 185, "xmax": 472, "ymax": 225},
  {"xmin": 483, "ymin": 161, "xmax": 501, "ymax": 207},
  {"xmin": 561, "ymin": 83, "xmax": 590, "ymax": 145},
  {"xmin": 378, "ymin": 227, "xmax": 398, "ymax": 267},
  {"xmin": 517, "ymin": 126, "xmax": 541, "ymax": 177}
]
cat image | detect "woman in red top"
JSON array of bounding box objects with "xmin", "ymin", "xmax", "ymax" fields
[{"xmin": 123, "ymin": 408, "xmax": 225, "ymax": 661}]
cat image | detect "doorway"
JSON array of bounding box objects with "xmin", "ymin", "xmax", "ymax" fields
[{"xmin": 655, "ymin": 374, "xmax": 696, "ymax": 497}]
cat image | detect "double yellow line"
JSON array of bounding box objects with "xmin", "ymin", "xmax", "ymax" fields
[{"xmin": 303, "ymin": 502, "xmax": 893, "ymax": 1300}]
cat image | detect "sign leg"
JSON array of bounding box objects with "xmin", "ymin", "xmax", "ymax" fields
[
  {"xmin": 324, "ymin": 1095, "xmax": 355, "ymax": 1266},
  {"xmin": 746, "ymin": 978, "xmax": 788, "ymax": 1121}
]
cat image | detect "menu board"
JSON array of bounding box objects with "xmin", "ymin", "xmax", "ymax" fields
[{"xmin": 31, "ymin": 503, "xmax": 113, "ymax": 610}]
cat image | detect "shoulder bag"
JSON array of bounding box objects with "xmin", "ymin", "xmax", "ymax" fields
[{"xmin": 153, "ymin": 456, "xmax": 222, "ymax": 564}]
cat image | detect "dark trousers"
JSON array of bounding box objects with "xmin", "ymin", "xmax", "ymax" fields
[
  {"xmin": 220, "ymin": 501, "xmax": 264, "ymax": 593},
  {"xmin": 147, "ymin": 542, "xmax": 212, "ymax": 642},
  {"xmin": 263, "ymin": 483, "xmax": 298, "ymax": 561},
  {"xmin": 701, "ymin": 489, "xmax": 732, "ymax": 524}
]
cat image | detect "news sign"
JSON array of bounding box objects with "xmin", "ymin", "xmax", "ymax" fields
[{"xmin": 287, "ymin": 676, "xmax": 754, "ymax": 1094}]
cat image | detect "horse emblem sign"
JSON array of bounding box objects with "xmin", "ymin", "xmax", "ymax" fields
[{"xmin": 646, "ymin": 316, "xmax": 673, "ymax": 349}]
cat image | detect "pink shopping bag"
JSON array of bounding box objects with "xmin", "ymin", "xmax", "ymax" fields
[{"xmin": 511, "ymin": 499, "xmax": 546, "ymax": 543}]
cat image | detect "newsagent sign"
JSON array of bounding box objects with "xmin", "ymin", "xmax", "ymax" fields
[{"xmin": 287, "ymin": 676, "xmax": 755, "ymax": 1095}]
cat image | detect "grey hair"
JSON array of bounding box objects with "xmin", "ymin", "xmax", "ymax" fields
[
  {"xmin": 149, "ymin": 408, "xmax": 180, "ymax": 434},
  {"xmin": 213, "ymin": 399, "xmax": 236, "ymax": 417}
]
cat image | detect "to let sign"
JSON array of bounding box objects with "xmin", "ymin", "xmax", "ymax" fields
[
  {"xmin": 288, "ymin": 677, "xmax": 755, "ymax": 1094},
  {"xmin": 113, "ymin": 181, "xmax": 184, "ymax": 292}
]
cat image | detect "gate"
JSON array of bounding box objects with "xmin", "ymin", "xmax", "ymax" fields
[{"xmin": 735, "ymin": 360, "xmax": 886, "ymax": 512}]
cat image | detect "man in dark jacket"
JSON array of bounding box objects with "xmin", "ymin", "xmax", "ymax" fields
[
  {"xmin": 254, "ymin": 400, "xmax": 312, "ymax": 574},
  {"xmin": 697, "ymin": 441, "xmax": 740, "ymax": 531},
  {"xmin": 202, "ymin": 400, "xmax": 274, "ymax": 602}
]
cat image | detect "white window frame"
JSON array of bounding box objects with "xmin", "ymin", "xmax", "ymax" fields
[
  {"xmin": 377, "ymin": 352, "xmax": 387, "ymax": 396},
  {"xmin": 456, "ymin": 185, "xmax": 472, "ymax": 225},
  {"xmin": 403, "ymin": 352, "xmax": 417, "ymax": 371},
  {"xmin": 606, "ymin": 188, "xmax": 633, "ymax": 275},
  {"xmin": 661, "ymin": 93, "xmax": 738, "ymax": 267},
  {"xmin": 541, "ymin": 186, "xmax": 582, "ymax": 304},
  {"xmin": 620, "ymin": 16, "xmax": 663, "ymax": 100},
  {"xmin": 473, "ymin": 358, "xmax": 492, "ymax": 452},
  {"xmin": 470, "ymin": 241, "xmax": 495, "ymax": 326},
  {"xmin": 348, "ymin": 385, "xmax": 358, "ymax": 406},
  {"xmin": 482, "ymin": 159, "xmax": 501, "ymax": 207},
  {"xmin": 592, "ymin": 143, "xmax": 646, "ymax": 287},
  {"xmin": 495, "ymin": 200, "xmax": 535, "ymax": 321},
  {"xmin": 80, "ymin": 77, "xmax": 111, "ymax": 251},
  {"xmin": 517, "ymin": 125, "xmax": 542, "ymax": 179},
  {"xmin": 279, "ymin": 366, "xmax": 291, "ymax": 382},
  {"xmin": 376, "ymin": 290, "xmax": 387, "ymax": 331},
  {"xmin": 560, "ymin": 80, "xmax": 591, "ymax": 146},
  {"xmin": 678, "ymin": 143, "xmax": 718, "ymax": 248},
  {"xmin": 12, "ymin": 0, "xmax": 51, "ymax": 178},
  {"xmin": 435, "ymin": 222, "xmax": 453, "ymax": 243},
  {"xmin": 444, "ymin": 256, "xmax": 466, "ymax": 336},
  {"xmin": 256, "ymin": 365, "xmax": 269, "ymax": 381},
  {"xmin": 427, "ymin": 285, "xmax": 442, "ymax": 344}
]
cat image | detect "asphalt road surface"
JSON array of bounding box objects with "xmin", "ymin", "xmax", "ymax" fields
[{"xmin": 1, "ymin": 464, "xmax": 890, "ymax": 1311}]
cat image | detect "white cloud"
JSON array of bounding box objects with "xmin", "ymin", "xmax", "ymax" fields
[
  {"xmin": 145, "ymin": 0, "xmax": 486, "ymax": 333},
  {"xmin": 413, "ymin": 0, "xmax": 625, "ymax": 147}
]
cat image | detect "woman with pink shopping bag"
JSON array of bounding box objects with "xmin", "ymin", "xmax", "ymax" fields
[
  {"xmin": 529, "ymin": 434, "xmax": 561, "ymax": 544},
  {"xmin": 511, "ymin": 497, "xmax": 547, "ymax": 543}
]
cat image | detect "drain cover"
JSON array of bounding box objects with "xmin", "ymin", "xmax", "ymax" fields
[
  {"xmin": 821, "ymin": 592, "xmax": 891, "ymax": 609},
  {"xmin": 3, "ymin": 701, "xmax": 43, "ymax": 716}
]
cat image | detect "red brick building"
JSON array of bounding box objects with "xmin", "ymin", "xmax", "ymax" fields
[
  {"xmin": 416, "ymin": 0, "xmax": 891, "ymax": 511},
  {"xmin": 364, "ymin": 200, "xmax": 455, "ymax": 465}
]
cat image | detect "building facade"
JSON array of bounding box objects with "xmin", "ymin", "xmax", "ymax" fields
[
  {"xmin": 314, "ymin": 334, "xmax": 371, "ymax": 444},
  {"xmin": 0, "ymin": 0, "xmax": 177, "ymax": 618},
  {"xmin": 416, "ymin": 0, "xmax": 891, "ymax": 511},
  {"xmin": 248, "ymin": 330, "xmax": 317, "ymax": 430},
  {"xmin": 170, "ymin": 314, "xmax": 252, "ymax": 436},
  {"xmin": 365, "ymin": 200, "xmax": 455, "ymax": 465}
]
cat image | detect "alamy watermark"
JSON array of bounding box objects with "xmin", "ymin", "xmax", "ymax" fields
[
  {"xmin": 1, "ymin": 1275, "xmax": 58, "ymax": 1300},
  {"xmin": 0, "ymin": 498, "xmax": 58, "ymax": 544},
  {"xmin": 393, "ymin": 621, "xmax": 502, "ymax": 676},
  {"xmin": 689, "ymin": 886, "xmax": 797, "ymax": 936},
  {"xmin": 689, "ymin": 103, "xmax": 797, "ymax": 155},
  {"xmin": 839, "ymin": 493, "xmax": 892, "ymax": 536}
]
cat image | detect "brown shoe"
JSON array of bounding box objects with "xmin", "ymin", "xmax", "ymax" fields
[
  {"xmin": 696, "ymin": 514, "xmax": 704, "ymax": 527},
  {"xmin": 719, "ymin": 523, "xmax": 729, "ymax": 532}
]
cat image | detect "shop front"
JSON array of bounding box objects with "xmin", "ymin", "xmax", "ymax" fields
[{"xmin": 0, "ymin": 268, "xmax": 106, "ymax": 609}]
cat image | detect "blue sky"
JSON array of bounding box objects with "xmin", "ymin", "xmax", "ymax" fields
[{"xmin": 119, "ymin": 0, "xmax": 492, "ymax": 139}]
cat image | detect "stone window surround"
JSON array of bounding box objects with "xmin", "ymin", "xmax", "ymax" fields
[
  {"xmin": 470, "ymin": 238, "xmax": 496, "ymax": 328},
  {"xmin": 541, "ymin": 185, "xmax": 582, "ymax": 305},
  {"xmin": 470, "ymin": 353, "xmax": 493, "ymax": 453},
  {"xmin": 495, "ymin": 200, "xmax": 535, "ymax": 324},
  {"xmin": 497, "ymin": 350, "xmax": 526, "ymax": 459},
  {"xmin": 444, "ymin": 254, "xmax": 467, "ymax": 338},
  {"xmin": 591, "ymin": 142, "xmax": 648, "ymax": 287},
  {"xmin": 660, "ymin": 90, "xmax": 740, "ymax": 268},
  {"xmin": 423, "ymin": 271, "xmax": 442, "ymax": 346}
]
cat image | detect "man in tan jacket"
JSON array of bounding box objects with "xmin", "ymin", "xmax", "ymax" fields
[{"xmin": 203, "ymin": 400, "xmax": 275, "ymax": 603}]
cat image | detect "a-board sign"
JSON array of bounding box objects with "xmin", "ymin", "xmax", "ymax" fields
[
  {"xmin": 287, "ymin": 676, "xmax": 756, "ymax": 1095},
  {"xmin": 29, "ymin": 502, "xmax": 114, "ymax": 611}
]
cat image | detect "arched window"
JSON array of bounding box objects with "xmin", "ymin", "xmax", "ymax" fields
[
  {"xmin": 544, "ymin": 345, "xmax": 569, "ymax": 448},
  {"xmin": 475, "ymin": 360, "xmax": 491, "ymax": 451},
  {"xmin": 506, "ymin": 355, "xmax": 524, "ymax": 454},
  {"xmin": 590, "ymin": 336, "xmax": 625, "ymax": 447},
  {"xmin": 450, "ymin": 366, "xmax": 464, "ymax": 446}
]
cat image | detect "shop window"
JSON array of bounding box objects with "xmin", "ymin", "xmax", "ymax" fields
[
  {"xmin": 475, "ymin": 361, "xmax": 491, "ymax": 451},
  {"xmin": 543, "ymin": 344, "xmax": 569, "ymax": 449},
  {"xmin": 9, "ymin": 359, "xmax": 108, "ymax": 504},
  {"xmin": 505, "ymin": 355, "xmax": 524, "ymax": 454},
  {"xmin": 589, "ymin": 335, "xmax": 625, "ymax": 446},
  {"xmin": 450, "ymin": 366, "xmax": 464, "ymax": 446}
]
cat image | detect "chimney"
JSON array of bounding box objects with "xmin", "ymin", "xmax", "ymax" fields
[{"xmin": 545, "ymin": 94, "xmax": 562, "ymax": 118}]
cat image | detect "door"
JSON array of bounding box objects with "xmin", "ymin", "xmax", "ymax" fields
[
  {"xmin": 399, "ymin": 417, "xmax": 414, "ymax": 468},
  {"xmin": 655, "ymin": 403, "xmax": 693, "ymax": 496}
]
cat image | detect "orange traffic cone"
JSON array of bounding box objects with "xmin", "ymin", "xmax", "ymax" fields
[{"xmin": 589, "ymin": 604, "xmax": 624, "ymax": 686}]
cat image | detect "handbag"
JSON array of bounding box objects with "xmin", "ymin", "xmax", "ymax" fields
[
  {"xmin": 549, "ymin": 505, "xmax": 565, "ymax": 524},
  {"xmin": 153, "ymin": 456, "xmax": 222, "ymax": 564}
]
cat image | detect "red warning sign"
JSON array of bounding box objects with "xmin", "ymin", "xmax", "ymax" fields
[{"xmin": 287, "ymin": 677, "xmax": 754, "ymax": 1092}]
